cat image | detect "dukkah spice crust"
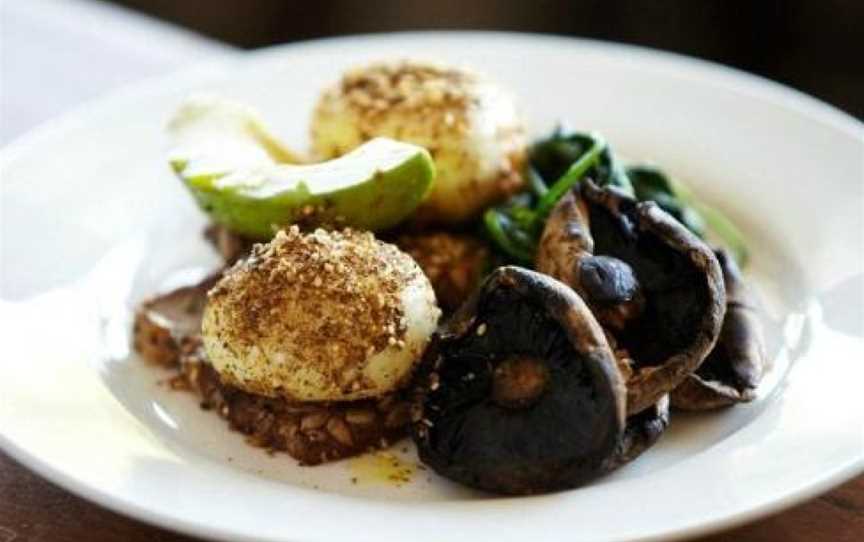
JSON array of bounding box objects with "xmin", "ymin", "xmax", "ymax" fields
[
  {"xmin": 311, "ymin": 60, "xmax": 527, "ymax": 224},
  {"xmin": 204, "ymin": 226, "xmax": 436, "ymax": 402},
  {"xmin": 134, "ymin": 279, "xmax": 413, "ymax": 466}
]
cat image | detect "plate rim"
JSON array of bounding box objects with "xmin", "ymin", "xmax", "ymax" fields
[
  {"xmin": 2, "ymin": 30, "xmax": 863, "ymax": 542},
  {"xmin": 1, "ymin": 428, "xmax": 861, "ymax": 542},
  {"xmin": 2, "ymin": 31, "xmax": 862, "ymax": 170}
]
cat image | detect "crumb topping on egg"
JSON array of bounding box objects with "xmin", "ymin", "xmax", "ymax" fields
[
  {"xmin": 204, "ymin": 226, "xmax": 439, "ymax": 401},
  {"xmin": 334, "ymin": 61, "xmax": 474, "ymax": 138},
  {"xmin": 311, "ymin": 60, "xmax": 527, "ymax": 223}
]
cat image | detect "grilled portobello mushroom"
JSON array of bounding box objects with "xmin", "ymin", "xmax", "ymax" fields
[
  {"xmin": 412, "ymin": 266, "xmax": 668, "ymax": 494},
  {"xmin": 536, "ymin": 180, "xmax": 726, "ymax": 415},
  {"xmin": 671, "ymin": 249, "xmax": 766, "ymax": 409}
]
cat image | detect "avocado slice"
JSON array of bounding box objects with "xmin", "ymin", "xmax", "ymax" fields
[
  {"xmin": 169, "ymin": 95, "xmax": 303, "ymax": 167},
  {"xmin": 168, "ymin": 98, "xmax": 435, "ymax": 238}
]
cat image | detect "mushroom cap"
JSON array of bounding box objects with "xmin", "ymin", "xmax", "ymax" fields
[
  {"xmin": 672, "ymin": 249, "xmax": 766, "ymax": 410},
  {"xmin": 412, "ymin": 266, "xmax": 627, "ymax": 494},
  {"xmin": 609, "ymin": 395, "xmax": 671, "ymax": 470},
  {"xmin": 537, "ymin": 180, "xmax": 726, "ymax": 414}
]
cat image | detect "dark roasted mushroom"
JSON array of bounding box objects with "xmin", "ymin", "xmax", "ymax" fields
[
  {"xmin": 610, "ymin": 395, "xmax": 670, "ymax": 470},
  {"xmin": 412, "ymin": 266, "xmax": 632, "ymax": 494},
  {"xmin": 536, "ymin": 180, "xmax": 726, "ymax": 415},
  {"xmin": 671, "ymin": 249, "xmax": 766, "ymax": 410},
  {"xmin": 204, "ymin": 224, "xmax": 255, "ymax": 265}
]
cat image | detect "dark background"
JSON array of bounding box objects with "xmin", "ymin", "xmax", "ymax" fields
[{"xmin": 108, "ymin": 0, "xmax": 862, "ymax": 117}]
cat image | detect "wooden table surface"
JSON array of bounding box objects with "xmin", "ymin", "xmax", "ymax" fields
[
  {"xmin": 2, "ymin": 1, "xmax": 862, "ymax": 541},
  {"xmin": 1, "ymin": 448, "xmax": 862, "ymax": 542}
]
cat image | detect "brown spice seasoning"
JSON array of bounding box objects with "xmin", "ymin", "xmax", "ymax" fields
[{"xmin": 208, "ymin": 226, "xmax": 422, "ymax": 398}]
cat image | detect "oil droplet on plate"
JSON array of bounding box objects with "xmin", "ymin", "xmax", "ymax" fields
[{"xmin": 349, "ymin": 451, "xmax": 415, "ymax": 486}]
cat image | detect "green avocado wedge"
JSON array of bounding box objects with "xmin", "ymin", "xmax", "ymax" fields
[{"xmin": 168, "ymin": 99, "xmax": 435, "ymax": 239}]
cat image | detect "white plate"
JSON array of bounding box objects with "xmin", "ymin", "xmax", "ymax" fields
[{"xmin": 1, "ymin": 32, "xmax": 862, "ymax": 542}]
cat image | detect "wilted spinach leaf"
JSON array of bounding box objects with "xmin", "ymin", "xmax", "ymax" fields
[
  {"xmin": 484, "ymin": 128, "xmax": 633, "ymax": 263},
  {"xmin": 628, "ymin": 165, "xmax": 706, "ymax": 237},
  {"xmin": 483, "ymin": 127, "xmax": 747, "ymax": 267}
]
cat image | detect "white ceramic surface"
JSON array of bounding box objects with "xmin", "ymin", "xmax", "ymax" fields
[{"xmin": 1, "ymin": 32, "xmax": 862, "ymax": 542}]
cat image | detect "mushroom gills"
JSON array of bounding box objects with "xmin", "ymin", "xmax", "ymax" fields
[
  {"xmin": 536, "ymin": 180, "xmax": 726, "ymax": 415},
  {"xmin": 412, "ymin": 266, "xmax": 629, "ymax": 495},
  {"xmin": 610, "ymin": 395, "xmax": 671, "ymax": 469},
  {"xmin": 585, "ymin": 187, "xmax": 715, "ymax": 366},
  {"xmin": 672, "ymin": 249, "xmax": 766, "ymax": 410}
]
